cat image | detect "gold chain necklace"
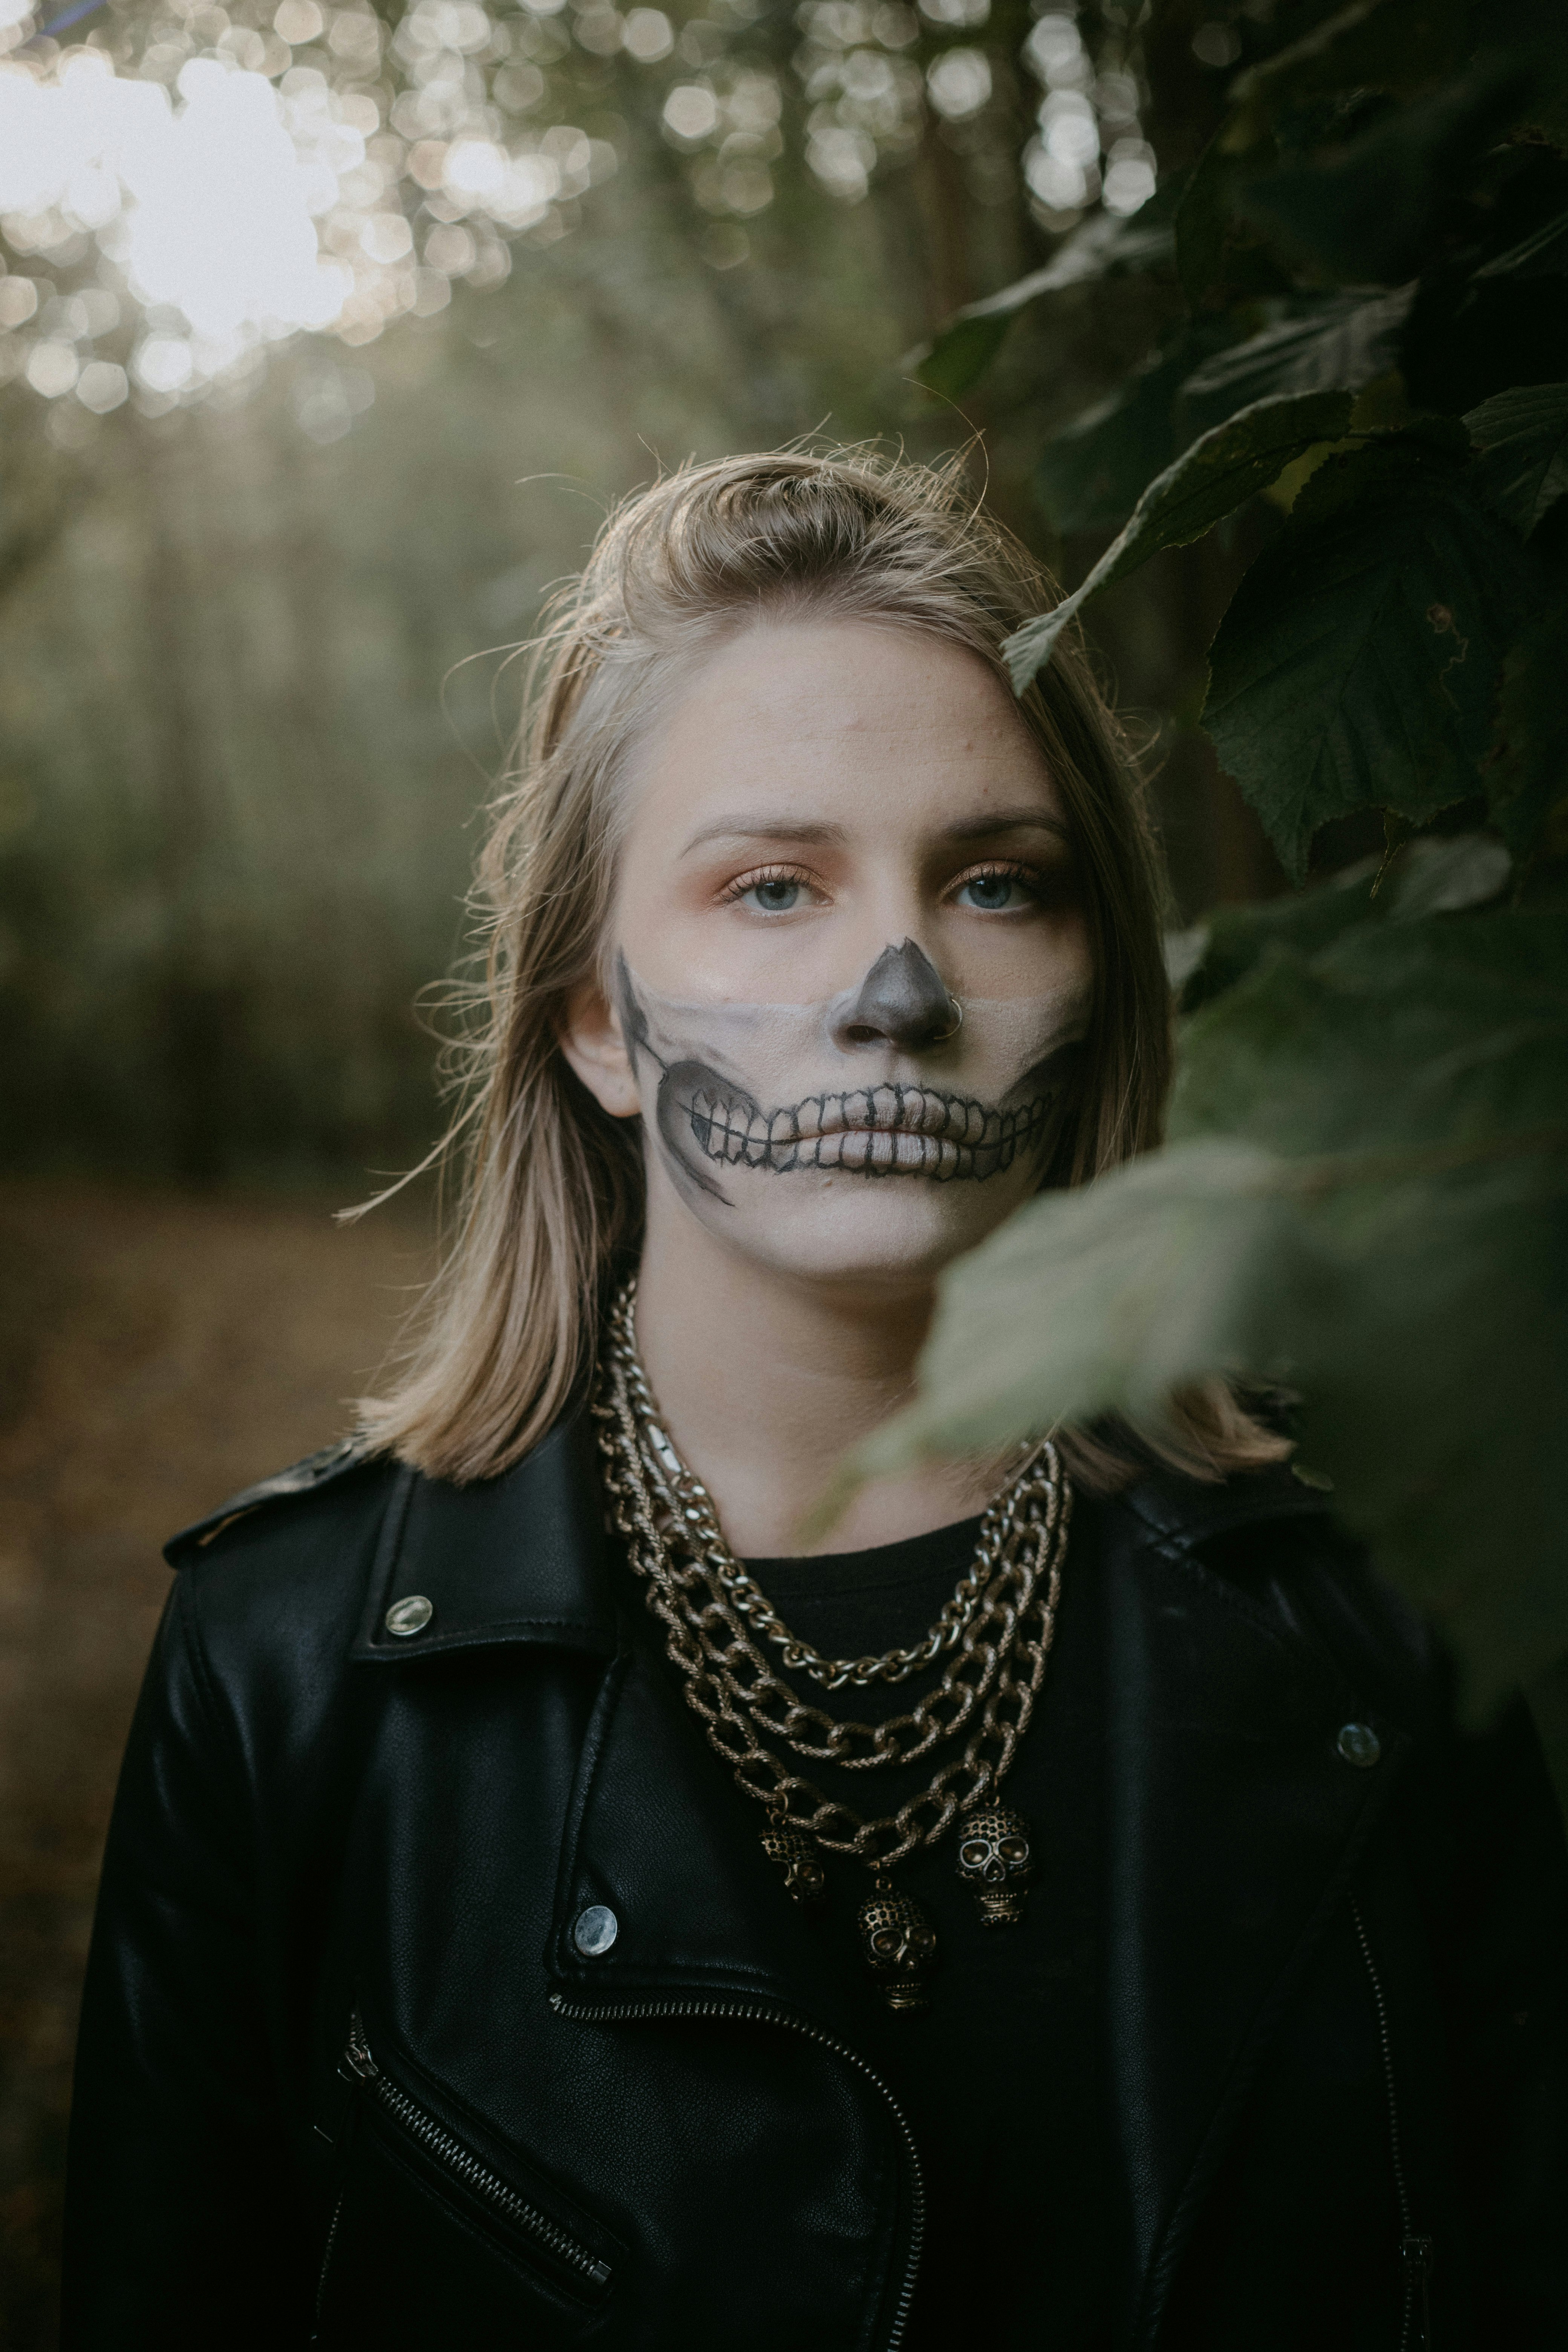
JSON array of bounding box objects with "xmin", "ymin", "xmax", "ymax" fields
[{"xmin": 593, "ymin": 1280, "xmax": 1072, "ymax": 2010}]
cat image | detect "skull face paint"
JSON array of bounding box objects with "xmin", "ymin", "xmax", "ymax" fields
[{"xmin": 615, "ymin": 941, "xmax": 1092, "ymax": 1286}]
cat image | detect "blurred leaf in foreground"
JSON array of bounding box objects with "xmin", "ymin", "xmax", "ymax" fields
[{"xmin": 853, "ymin": 907, "xmax": 1568, "ymax": 1715}]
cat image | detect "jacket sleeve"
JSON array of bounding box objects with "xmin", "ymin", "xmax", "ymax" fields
[{"xmin": 61, "ymin": 1570, "xmax": 316, "ymax": 2348}]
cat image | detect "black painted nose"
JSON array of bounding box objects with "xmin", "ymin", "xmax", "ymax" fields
[{"xmin": 831, "ymin": 939, "xmax": 961, "ymax": 1051}]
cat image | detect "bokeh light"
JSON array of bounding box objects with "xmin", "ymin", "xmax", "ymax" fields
[{"xmin": 0, "ymin": 0, "xmax": 1156, "ymax": 421}]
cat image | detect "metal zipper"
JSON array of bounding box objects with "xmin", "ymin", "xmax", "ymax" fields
[
  {"xmin": 549, "ymin": 1989, "xmax": 925, "ymax": 2352},
  {"xmin": 1350, "ymin": 1899, "xmax": 1432, "ymax": 2352},
  {"xmin": 311, "ymin": 2187, "xmax": 346, "ymax": 2339},
  {"xmin": 332, "ymin": 2013, "xmax": 612, "ymax": 2293}
]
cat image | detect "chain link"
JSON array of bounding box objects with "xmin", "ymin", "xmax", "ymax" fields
[{"xmin": 594, "ymin": 1281, "xmax": 1071, "ymax": 1871}]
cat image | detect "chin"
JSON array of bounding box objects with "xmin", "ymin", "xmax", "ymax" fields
[{"xmin": 703, "ymin": 1173, "xmax": 1035, "ymax": 1292}]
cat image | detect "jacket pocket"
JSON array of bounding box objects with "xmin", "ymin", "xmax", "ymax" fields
[{"xmin": 313, "ymin": 2012, "xmax": 618, "ymax": 2348}]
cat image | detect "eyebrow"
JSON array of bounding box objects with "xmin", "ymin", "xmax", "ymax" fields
[
  {"xmin": 678, "ymin": 807, "xmax": 1069, "ymax": 858},
  {"xmin": 940, "ymin": 808, "xmax": 1071, "ymax": 845},
  {"xmin": 679, "ymin": 818, "xmax": 851, "ymax": 857}
]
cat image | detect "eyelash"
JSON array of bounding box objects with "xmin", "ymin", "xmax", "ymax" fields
[
  {"xmin": 947, "ymin": 859, "xmax": 1046, "ymax": 906},
  {"xmin": 717, "ymin": 858, "xmax": 1050, "ymax": 908},
  {"xmin": 717, "ymin": 861, "xmax": 818, "ymax": 905}
]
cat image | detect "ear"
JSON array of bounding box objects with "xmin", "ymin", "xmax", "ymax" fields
[{"xmin": 558, "ymin": 975, "xmax": 642, "ymax": 1119}]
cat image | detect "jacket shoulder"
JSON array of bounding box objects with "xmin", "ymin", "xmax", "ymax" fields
[
  {"xmin": 1112, "ymin": 1456, "xmax": 1331, "ymax": 1553},
  {"xmin": 162, "ymin": 1439, "xmax": 394, "ymax": 1569},
  {"xmin": 1106, "ymin": 1458, "xmax": 1441, "ymax": 1725}
]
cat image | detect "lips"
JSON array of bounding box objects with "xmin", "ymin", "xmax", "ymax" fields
[{"xmin": 681, "ymin": 1081, "xmax": 1057, "ymax": 1181}]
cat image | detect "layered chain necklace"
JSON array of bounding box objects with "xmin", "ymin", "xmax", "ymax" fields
[{"xmin": 593, "ymin": 1280, "xmax": 1072, "ymax": 2011}]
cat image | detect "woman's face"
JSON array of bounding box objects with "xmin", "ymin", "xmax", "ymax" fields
[{"xmin": 562, "ymin": 618, "xmax": 1095, "ymax": 1294}]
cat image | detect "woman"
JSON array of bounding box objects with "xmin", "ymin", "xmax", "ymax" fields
[{"xmin": 63, "ymin": 451, "xmax": 1568, "ymax": 2349}]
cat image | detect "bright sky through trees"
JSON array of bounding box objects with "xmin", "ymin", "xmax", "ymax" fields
[
  {"xmin": 0, "ymin": 0, "xmax": 1157, "ymax": 423},
  {"xmin": 0, "ymin": 54, "xmax": 341, "ymax": 397}
]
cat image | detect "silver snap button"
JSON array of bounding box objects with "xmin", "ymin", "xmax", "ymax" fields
[
  {"xmin": 573, "ymin": 1904, "xmax": 619, "ymax": 1957},
  {"xmin": 1336, "ymin": 1721, "xmax": 1381, "ymax": 1769},
  {"xmin": 384, "ymin": 1594, "xmax": 434, "ymax": 1638}
]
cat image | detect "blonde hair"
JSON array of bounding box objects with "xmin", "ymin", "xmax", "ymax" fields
[{"xmin": 358, "ymin": 447, "xmax": 1287, "ymax": 1492}]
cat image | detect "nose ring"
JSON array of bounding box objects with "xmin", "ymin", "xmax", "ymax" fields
[{"xmin": 933, "ymin": 997, "xmax": 964, "ymax": 1041}]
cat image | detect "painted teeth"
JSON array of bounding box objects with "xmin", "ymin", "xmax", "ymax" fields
[{"xmin": 680, "ymin": 1086, "xmax": 1057, "ymax": 1180}]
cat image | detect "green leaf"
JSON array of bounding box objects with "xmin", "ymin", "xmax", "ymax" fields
[
  {"xmin": 915, "ymin": 312, "xmax": 1013, "ymax": 403},
  {"xmin": 1485, "ymin": 596, "xmax": 1568, "ymax": 860},
  {"xmin": 1179, "ymin": 860, "xmax": 1380, "ymax": 1012},
  {"xmin": 1178, "ymin": 834, "xmax": 1508, "ymax": 1014},
  {"xmin": 855, "ymin": 1136, "xmax": 1313, "ymax": 1463},
  {"xmin": 1174, "ymin": 133, "xmax": 1249, "ymax": 309},
  {"xmin": 1203, "ymin": 435, "xmax": 1535, "ymax": 878},
  {"xmin": 1227, "ymin": 0, "xmax": 1468, "ymax": 136},
  {"xmin": 1034, "ymin": 319, "xmax": 1242, "ymax": 536},
  {"xmin": 1473, "ymin": 203, "xmax": 1568, "ymax": 281},
  {"xmin": 1035, "ymin": 289, "xmax": 1413, "ymax": 543},
  {"xmin": 861, "ymin": 909, "xmax": 1568, "ymax": 1711},
  {"xmin": 1238, "ymin": 52, "xmax": 1535, "ymax": 283},
  {"xmin": 1172, "ymin": 131, "xmax": 1296, "ymax": 308},
  {"xmin": 1464, "ymin": 381, "xmax": 1568, "ymax": 538},
  {"xmin": 1170, "ymin": 904, "xmax": 1566, "ymax": 1154},
  {"xmin": 1005, "ymin": 390, "xmax": 1355, "ymax": 692},
  {"xmin": 911, "ymin": 207, "xmax": 1175, "ymax": 399},
  {"xmin": 1176, "ymin": 285, "xmax": 1414, "ymax": 438}
]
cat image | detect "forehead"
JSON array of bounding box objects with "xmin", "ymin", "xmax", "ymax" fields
[{"xmin": 628, "ymin": 617, "xmax": 1063, "ymax": 839}]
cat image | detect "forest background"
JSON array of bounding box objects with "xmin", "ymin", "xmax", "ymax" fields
[
  {"xmin": 0, "ymin": 0, "xmax": 1272, "ymax": 1182},
  {"xmin": 1, "ymin": 0, "xmax": 1565, "ymax": 2336}
]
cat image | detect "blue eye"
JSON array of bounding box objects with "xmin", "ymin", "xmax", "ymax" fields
[
  {"xmin": 957, "ymin": 871, "xmax": 1031, "ymax": 911},
  {"xmin": 746, "ymin": 877, "xmax": 802, "ymax": 913}
]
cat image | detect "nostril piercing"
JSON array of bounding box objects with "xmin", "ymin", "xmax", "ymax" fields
[{"xmin": 932, "ymin": 998, "xmax": 964, "ymax": 1041}]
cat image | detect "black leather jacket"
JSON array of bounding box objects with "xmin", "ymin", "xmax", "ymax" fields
[{"xmin": 62, "ymin": 1417, "xmax": 1568, "ymax": 2349}]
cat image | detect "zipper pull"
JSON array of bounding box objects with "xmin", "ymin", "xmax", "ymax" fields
[
  {"xmin": 341, "ymin": 2010, "xmax": 378, "ymax": 2083},
  {"xmin": 1400, "ymin": 2234, "xmax": 1433, "ymax": 2348}
]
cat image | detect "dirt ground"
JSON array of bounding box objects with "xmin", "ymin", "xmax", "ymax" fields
[{"xmin": 0, "ymin": 1178, "xmax": 432, "ymax": 2347}]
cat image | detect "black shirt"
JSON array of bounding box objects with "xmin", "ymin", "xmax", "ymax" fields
[{"xmin": 738, "ymin": 1511, "xmax": 1111, "ymax": 2351}]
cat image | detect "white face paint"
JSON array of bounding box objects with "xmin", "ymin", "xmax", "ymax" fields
[
  {"xmin": 559, "ymin": 619, "xmax": 1101, "ymax": 1300},
  {"xmin": 616, "ymin": 946, "xmax": 1092, "ymax": 1284}
]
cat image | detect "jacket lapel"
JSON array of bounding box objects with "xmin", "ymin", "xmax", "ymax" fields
[
  {"xmin": 338, "ymin": 1414, "xmax": 840, "ymax": 2015},
  {"xmin": 545, "ymin": 1631, "xmax": 856, "ymax": 2020},
  {"xmin": 543, "ymin": 1618, "xmax": 870, "ymax": 2023},
  {"xmin": 1101, "ymin": 1478, "xmax": 1411, "ymax": 2348}
]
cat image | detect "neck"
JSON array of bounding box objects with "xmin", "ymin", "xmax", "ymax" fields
[{"xmin": 632, "ymin": 1208, "xmax": 997, "ymax": 1558}]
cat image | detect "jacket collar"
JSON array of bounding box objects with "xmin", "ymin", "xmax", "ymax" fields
[
  {"xmin": 351, "ymin": 1415, "xmax": 619, "ymax": 1663},
  {"xmin": 348, "ymin": 1418, "xmax": 1335, "ymax": 1667}
]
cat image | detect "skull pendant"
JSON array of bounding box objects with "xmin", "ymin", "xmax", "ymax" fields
[
  {"xmin": 956, "ymin": 1804, "xmax": 1033, "ymax": 1926},
  {"xmin": 856, "ymin": 1885, "xmax": 937, "ymax": 2011},
  {"xmin": 760, "ymin": 1824, "xmax": 827, "ymax": 1908}
]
